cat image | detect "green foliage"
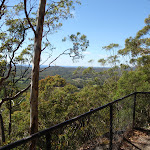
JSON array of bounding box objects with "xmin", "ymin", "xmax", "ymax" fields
[
  {"xmin": 98, "ymin": 58, "xmax": 107, "ymax": 66},
  {"xmin": 0, "ymin": 60, "xmax": 7, "ymax": 76},
  {"xmin": 116, "ymin": 70, "xmax": 150, "ymax": 96},
  {"xmin": 1, "ymin": 2, "xmax": 150, "ymax": 148},
  {"xmin": 63, "ymin": 32, "xmax": 90, "ymax": 60},
  {"xmin": 10, "ymin": 110, "xmax": 30, "ymax": 139},
  {"xmin": 76, "ymin": 85, "xmax": 110, "ymax": 114},
  {"xmin": 38, "ymin": 75, "xmax": 79, "ymax": 129},
  {"xmin": 102, "ymin": 43, "xmax": 119, "ymax": 51},
  {"xmin": 118, "ymin": 15, "xmax": 150, "ymax": 68}
]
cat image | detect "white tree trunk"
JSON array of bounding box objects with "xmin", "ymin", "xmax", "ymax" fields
[{"xmin": 30, "ymin": 0, "xmax": 46, "ymax": 149}]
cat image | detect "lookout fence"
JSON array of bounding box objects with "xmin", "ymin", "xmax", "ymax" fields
[{"xmin": 1, "ymin": 92, "xmax": 150, "ymax": 150}]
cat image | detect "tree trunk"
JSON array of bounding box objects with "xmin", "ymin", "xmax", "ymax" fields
[
  {"xmin": 8, "ymin": 100, "xmax": 11, "ymax": 135},
  {"xmin": 0, "ymin": 113, "xmax": 5, "ymax": 145},
  {"xmin": 30, "ymin": 0, "xmax": 46, "ymax": 149}
]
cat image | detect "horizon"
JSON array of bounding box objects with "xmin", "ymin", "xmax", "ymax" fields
[
  {"xmin": 40, "ymin": 0, "xmax": 150, "ymax": 67},
  {"xmin": 18, "ymin": 64, "xmax": 110, "ymax": 68}
]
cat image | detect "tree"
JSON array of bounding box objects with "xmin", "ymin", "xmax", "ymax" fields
[
  {"xmin": 0, "ymin": 0, "xmax": 89, "ymax": 146},
  {"xmin": 118, "ymin": 15, "xmax": 150, "ymax": 68},
  {"xmin": 0, "ymin": 1, "xmax": 34, "ymax": 144},
  {"xmin": 23, "ymin": 0, "xmax": 89, "ymax": 149},
  {"xmin": 115, "ymin": 15, "xmax": 150, "ymax": 95},
  {"xmin": 38, "ymin": 75, "xmax": 78, "ymax": 129},
  {"xmin": 101, "ymin": 15, "xmax": 150, "ymax": 99}
]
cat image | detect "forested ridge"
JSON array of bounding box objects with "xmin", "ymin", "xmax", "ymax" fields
[
  {"xmin": 0, "ymin": 0, "xmax": 150, "ymax": 148},
  {"xmin": 1, "ymin": 60, "xmax": 150, "ymax": 146},
  {"xmin": 13, "ymin": 66, "xmax": 109, "ymax": 89}
]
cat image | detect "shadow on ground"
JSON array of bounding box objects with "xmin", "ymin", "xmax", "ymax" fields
[{"xmin": 120, "ymin": 128, "xmax": 150, "ymax": 150}]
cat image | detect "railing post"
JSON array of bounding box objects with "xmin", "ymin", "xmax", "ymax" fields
[
  {"xmin": 109, "ymin": 104, "xmax": 113, "ymax": 150},
  {"xmin": 133, "ymin": 92, "xmax": 137, "ymax": 129},
  {"xmin": 46, "ymin": 132, "xmax": 51, "ymax": 150}
]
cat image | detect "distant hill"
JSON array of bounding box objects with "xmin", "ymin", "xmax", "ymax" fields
[
  {"xmin": 15, "ymin": 65, "xmax": 109, "ymax": 88},
  {"xmin": 39, "ymin": 66, "xmax": 109, "ymax": 79}
]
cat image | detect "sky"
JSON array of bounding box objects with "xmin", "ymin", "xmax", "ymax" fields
[{"xmin": 42, "ymin": 0, "xmax": 150, "ymax": 67}]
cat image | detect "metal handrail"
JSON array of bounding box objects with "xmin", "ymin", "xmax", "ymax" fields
[{"xmin": 0, "ymin": 92, "xmax": 150, "ymax": 150}]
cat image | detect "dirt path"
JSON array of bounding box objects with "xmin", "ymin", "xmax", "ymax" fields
[{"xmin": 120, "ymin": 128, "xmax": 150, "ymax": 150}]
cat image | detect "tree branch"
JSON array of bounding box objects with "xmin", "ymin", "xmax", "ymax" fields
[
  {"xmin": 0, "ymin": 0, "xmax": 5, "ymax": 19},
  {"xmin": 24, "ymin": 0, "xmax": 36, "ymax": 35},
  {"xmin": 40, "ymin": 49, "xmax": 70, "ymax": 72},
  {"xmin": 0, "ymin": 0, "xmax": 5, "ymax": 10},
  {"xmin": 0, "ymin": 84, "xmax": 31, "ymax": 108},
  {"xmin": 0, "ymin": 26, "xmax": 26, "ymax": 86},
  {"xmin": 14, "ymin": 65, "xmax": 31, "ymax": 84}
]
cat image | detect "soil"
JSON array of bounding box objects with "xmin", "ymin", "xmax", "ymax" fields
[{"xmin": 120, "ymin": 128, "xmax": 150, "ymax": 150}]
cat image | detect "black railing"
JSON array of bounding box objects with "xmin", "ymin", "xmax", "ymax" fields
[{"xmin": 1, "ymin": 92, "xmax": 150, "ymax": 150}]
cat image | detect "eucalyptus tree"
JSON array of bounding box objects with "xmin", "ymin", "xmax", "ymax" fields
[
  {"xmin": 0, "ymin": 0, "xmax": 33, "ymax": 144},
  {"xmin": 118, "ymin": 15, "xmax": 150, "ymax": 68},
  {"xmin": 101, "ymin": 15, "xmax": 150, "ymax": 99},
  {"xmin": 0, "ymin": 0, "xmax": 89, "ymax": 147},
  {"xmin": 23, "ymin": 1, "xmax": 89, "ymax": 149}
]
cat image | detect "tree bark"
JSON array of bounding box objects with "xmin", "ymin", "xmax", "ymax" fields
[
  {"xmin": 0, "ymin": 113, "xmax": 5, "ymax": 145},
  {"xmin": 8, "ymin": 100, "xmax": 12, "ymax": 135},
  {"xmin": 30, "ymin": 0, "xmax": 46, "ymax": 149}
]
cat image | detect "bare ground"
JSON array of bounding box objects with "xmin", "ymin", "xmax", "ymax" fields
[{"xmin": 120, "ymin": 128, "xmax": 150, "ymax": 150}]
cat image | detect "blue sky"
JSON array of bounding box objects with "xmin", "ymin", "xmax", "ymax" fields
[{"xmin": 42, "ymin": 0, "xmax": 150, "ymax": 67}]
